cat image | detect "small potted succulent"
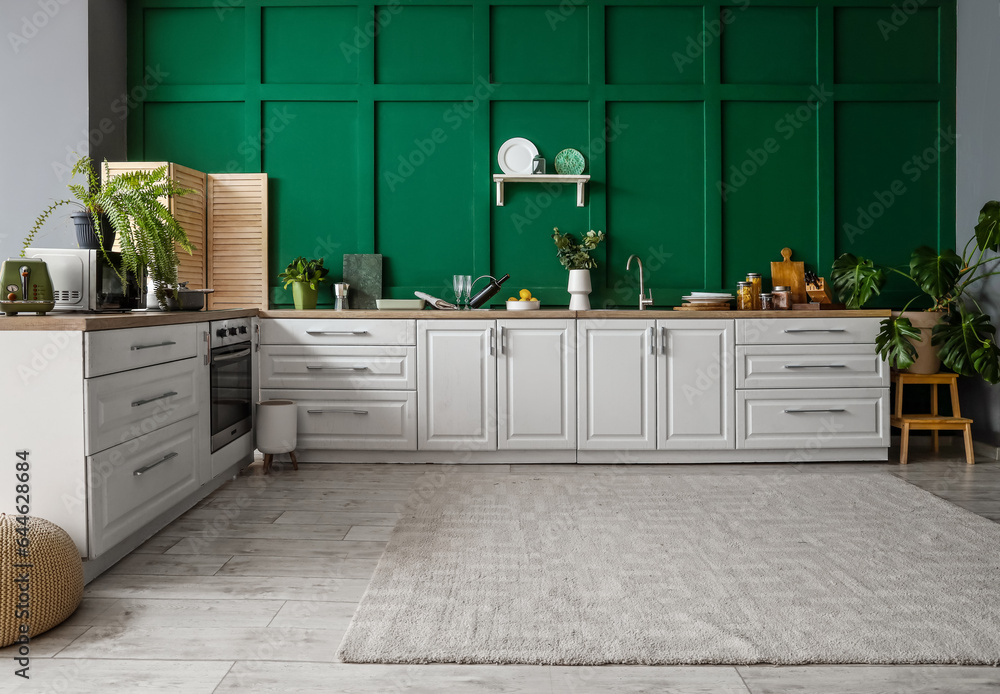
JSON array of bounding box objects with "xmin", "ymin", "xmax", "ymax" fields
[
  {"xmin": 278, "ymin": 256, "xmax": 330, "ymax": 310},
  {"xmin": 830, "ymin": 201, "xmax": 1000, "ymax": 383},
  {"xmin": 552, "ymin": 227, "xmax": 606, "ymax": 310}
]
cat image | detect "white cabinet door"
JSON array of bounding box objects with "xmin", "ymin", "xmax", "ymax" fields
[
  {"xmin": 497, "ymin": 319, "xmax": 576, "ymax": 450},
  {"xmin": 417, "ymin": 320, "xmax": 497, "ymax": 451},
  {"xmin": 578, "ymin": 319, "xmax": 656, "ymax": 450},
  {"xmin": 657, "ymin": 320, "xmax": 735, "ymax": 450}
]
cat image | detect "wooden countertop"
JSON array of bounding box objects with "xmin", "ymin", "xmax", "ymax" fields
[
  {"xmin": 0, "ymin": 308, "xmax": 257, "ymax": 332},
  {"xmin": 0, "ymin": 307, "xmax": 890, "ymax": 331},
  {"xmin": 261, "ymin": 309, "xmax": 891, "ymax": 319}
]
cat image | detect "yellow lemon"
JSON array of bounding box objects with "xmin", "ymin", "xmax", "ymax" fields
[
  {"xmin": 507, "ymin": 297, "xmax": 518, "ymax": 302},
  {"xmin": 519, "ymin": 288, "xmax": 532, "ymax": 300}
]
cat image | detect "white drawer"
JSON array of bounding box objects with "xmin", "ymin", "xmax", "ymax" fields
[
  {"xmin": 260, "ymin": 319, "xmax": 415, "ymax": 346},
  {"xmin": 86, "ymin": 323, "xmax": 201, "ymax": 377},
  {"xmin": 736, "ymin": 318, "xmax": 880, "ymax": 346},
  {"xmin": 87, "ymin": 415, "xmax": 202, "ymax": 558},
  {"xmin": 85, "ymin": 357, "xmax": 202, "ymax": 455},
  {"xmin": 260, "ymin": 345, "xmax": 415, "ymax": 390},
  {"xmin": 263, "ymin": 389, "xmax": 416, "ymax": 451},
  {"xmin": 737, "ymin": 388, "xmax": 889, "ymax": 450},
  {"xmin": 737, "ymin": 345, "xmax": 888, "ymax": 389}
]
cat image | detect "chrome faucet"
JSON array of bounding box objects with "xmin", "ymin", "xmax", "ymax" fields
[{"xmin": 626, "ymin": 255, "xmax": 653, "ymax": 310}]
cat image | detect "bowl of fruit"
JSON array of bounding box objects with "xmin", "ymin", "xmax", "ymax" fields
[{"xmin": 506, "ymin": 289, "xmax": 540, "ymax": 310}]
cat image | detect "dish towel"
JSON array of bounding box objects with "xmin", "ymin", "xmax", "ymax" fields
[{"xmin": 414, "ymin": 291, "xmax": 457, "ymax": 310}]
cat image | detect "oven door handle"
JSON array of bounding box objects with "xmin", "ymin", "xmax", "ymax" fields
[{"xmin": 212, "ymin": 347, "xmax": 252, "ymax": 363}]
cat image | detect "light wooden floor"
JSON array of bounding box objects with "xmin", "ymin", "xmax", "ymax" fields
[{"xmin": 5, "ymin": 439, "xmax": 1000, "ymax": 693}]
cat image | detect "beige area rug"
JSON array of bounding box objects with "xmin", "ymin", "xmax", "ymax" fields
[{"xmin": 338, "ymin": 473, "xmax": 1000, "ymax": 665}]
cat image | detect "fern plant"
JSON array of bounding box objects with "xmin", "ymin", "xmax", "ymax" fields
[{"xmin": 25, "ymin": 157, "xmax": 194, "ymax": 307}]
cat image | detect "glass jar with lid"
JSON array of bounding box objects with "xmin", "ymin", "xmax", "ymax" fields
[
  {"xmin": 745, "ymin": 273, "xmax": 762, "ymax": 310},
  {"xmin": 772, "ymin": 286, "xmax": 792, "ymax": 310},
  {"xmin": 759, "ymin": 292, "xmax": 774, "ymax": 310},
  {"xmin": 737, "ymin": 281, "xmax": 755, "ymax": 311}
]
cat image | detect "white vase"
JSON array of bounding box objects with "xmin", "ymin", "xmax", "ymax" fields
[{"xmin": 567, "ymin": 269, "xmax": 592, "ymax": 310}]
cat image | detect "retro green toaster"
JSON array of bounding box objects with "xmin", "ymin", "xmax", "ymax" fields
[{"xmin": 0, "ymin": 258, "xmax": 55, "ymax": 315}]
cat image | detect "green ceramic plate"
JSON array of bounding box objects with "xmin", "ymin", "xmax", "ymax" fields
[{"xmin": 554, "ymin": 148, "xmax": 585, "ymax": 175}]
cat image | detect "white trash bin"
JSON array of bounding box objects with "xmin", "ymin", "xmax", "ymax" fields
[{"xmin": 256, "ymin": 400, "xmax": 298, "ymax": 474}]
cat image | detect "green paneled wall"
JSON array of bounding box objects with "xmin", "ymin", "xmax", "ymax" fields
[{"xmin": 128, "ymin": 0, "xmax": 956, "ymax": 308}]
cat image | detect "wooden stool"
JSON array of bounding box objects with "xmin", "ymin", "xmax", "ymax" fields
[{"xmin": 890, "ymin": 372, "xmax": 974, "ymax": 464}]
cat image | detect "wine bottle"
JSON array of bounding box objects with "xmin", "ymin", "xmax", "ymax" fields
[{"xmin": 468, "ymin": 274, "xmax": 509, "ymax": 309}]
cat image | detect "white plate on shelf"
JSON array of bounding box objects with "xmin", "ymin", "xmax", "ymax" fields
[
  {"xmin": 506, "ymin": 300, "xmax": 540, "ymax": 311},
  {"xmin": 497, "ymin": 137, "xmax": 539, "ymax": 175},
  {"xmin": 689, "ymin": 292, "xmax": 734, "ymax": 298}
]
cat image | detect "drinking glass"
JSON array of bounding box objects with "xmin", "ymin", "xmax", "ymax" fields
[
  {"xmin": 452, "ymin": 275, "xmax": 463, "ymax": 306},
  {"xmin": 462, "ymin": 275, "xmax": 472, "ymax": 308}
]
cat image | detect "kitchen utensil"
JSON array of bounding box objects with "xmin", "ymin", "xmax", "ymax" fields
[
  {"xmin": 469, "ymin": 273, "xmax": 509, "ymax": 308},
  {"xmin": 770, "ymin": 248, "xmax": 807, "ymax": 304},
  {"xmin": 414, "ymin": 291, "xmax": 457, "ymax": 310},
  {"xmin": 377, "ymin": 299, "xmax": 426, "ymax": 310},
  {"xmin": 506, "ymin": 300, "xmax": 540, "ymax": 311},
  {"xmin": 806, "ymin": 277, "xmax": 838, "ymax": 304},
  {"xmin": 169, "ymin": 283, "xmax": 214, "ymax": 311},
  {"xmin": 532, "ymin": 156, "xmax": 546, "ymax": 174},
  {"xmin": 0, "ymin": 258, "xmax": 55, "ymax": 315},
  {"xmin": 334, "ymin": 282, "xmax": 350, "ymax": 311},
  {"xmin": 497, "ymin": 138, "xmax": 539, "ymax": 175},
  {"xmin": 554, "ymin": 148, "xmax": 585, "ymax": 175}
]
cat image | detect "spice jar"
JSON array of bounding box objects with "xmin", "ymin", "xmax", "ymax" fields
[
  {"xmin": 759, "ymin": 292, "xmax": 774, "ymax": 310},
  {"xmin": 737, "ymin": 281, "xmax": 754, "ymax": 311},
  {"xmin": 745, "ymin": 273, "xmax": 762, "ymax": 310},
  {"xmin": 772, "ymin": 285, "xmax": 792, "ymax": 310}
]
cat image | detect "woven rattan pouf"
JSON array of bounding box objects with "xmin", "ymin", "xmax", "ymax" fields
[{"xmin": 0, "ymin": 514, "xmax": 83, "ymax": 647}]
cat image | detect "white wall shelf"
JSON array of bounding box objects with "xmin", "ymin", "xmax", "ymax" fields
[{"xmin": 493, "ymin": 174, "xmax": 590, "ymax": 207}]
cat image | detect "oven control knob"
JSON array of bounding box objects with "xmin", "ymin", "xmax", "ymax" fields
[
  {"xmin": 216, "ymin": 328, "xmax": 228, "ymax": 338},
  {"xmin": 228, "ymin": 327, "xmax": 238, "ymax": 336},
  {"xmin": 238, "ymin": 326, "xmax": 248, "ymax": 334}
]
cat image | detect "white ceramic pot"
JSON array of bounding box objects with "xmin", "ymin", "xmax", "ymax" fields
[
  {"xmin": 567, "ymin": 269, "xmax": 592, "ymax": 311},
  {"xmin": 893, "ymin": 310, "xmax": 944, "ymax": 374},
  {"xmin": 256, "ymin": 400, "xmax": 298, "ymax": 454}
]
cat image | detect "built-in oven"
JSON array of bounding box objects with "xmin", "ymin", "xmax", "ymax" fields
[{"xmin": 210, "ymin": 317, "xmax": 253, "ymax": 453}]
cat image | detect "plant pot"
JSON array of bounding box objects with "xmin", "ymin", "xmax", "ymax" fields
[
  {"xmin": 894, "ymin": 310, "xmax": 944, "ymax": 374},
  {"xmin": 567, "ymin": 269, "xmax": 592, "ymax": 311},
  {"xmin": 292, "ymin": 282, "xmax": 319, "ymax": 310},
  {"xmin": 71, "ymin": 211, "xmax": 115, "ymax": 250}
]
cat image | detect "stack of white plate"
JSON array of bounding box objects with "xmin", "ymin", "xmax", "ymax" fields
[{"xmin": 681, "ymin": 292, "xmax": 735, "ymax": 304}]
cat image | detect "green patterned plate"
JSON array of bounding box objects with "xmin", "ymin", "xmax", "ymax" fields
[{"xmin": 554, "ymin": 148, "xmax": 585, "ymax": 175}]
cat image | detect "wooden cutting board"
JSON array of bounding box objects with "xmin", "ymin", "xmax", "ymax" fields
[
  {"xmin": 674, "ymin": 303, "xmax": 732, "ymax": 311},
  {"xmin": 770, "ymin": 248, "xmax": 807, "ymax": 304}
]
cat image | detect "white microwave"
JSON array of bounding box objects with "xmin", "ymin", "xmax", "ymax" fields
[{"xmin": 25, "ymin": 248, "xmax": 145, "ymax": 312}]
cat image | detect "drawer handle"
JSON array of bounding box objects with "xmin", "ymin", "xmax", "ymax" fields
[
  {"xmin": 131, "ymin": 340, "xmax": 177, "ymax": 351},
  {"xmin": 305, "ymin": 365, "xmax": 369, "ymax": 371},
  {"xmin": 213, "ymin": 347, "xmax": 252, "ymax": 363},
  {"xmin": 306, "ymin": 330, "xmax": 370, "ymax": 336},
  {"xmin": 783, "ymin": 408, "xmax": 846, "ymax": 414},
  {"xmin": 783, "ymin": 364, "xmax": 847, "ymax": 369},
  {"xmin": 307, "ymin": 408, "xmax": 369, "ymax": 415},
  {"xmin": 783, "ymin": 329, "xmax": 846, "ymax": 334},
  {"xmin": 132, "ymin": 391, "xmax": 178, "ymax": 408},
  {"xmin": 134, "ymin": 451, "xmax": 178, "ymax": 476}
]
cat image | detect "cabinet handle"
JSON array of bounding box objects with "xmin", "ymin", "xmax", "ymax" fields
[
  {"xmin": 649, "ymin": 326, "xmax": 655, "ymax": 355},
  {"xmin": 783, "ymin": 408, "xmax": 846, "ymax": 414},
  {"xmin": 131, "ymin": 391, "xmax": 178, "ymax": 408},
  {"xmin": 305, "ymin": 365, "xmax": 369, "ymax": 371},
  {"xmin": 783, "ymin": 364, "xmax": 847, "ymax": 369},
  {"xmin": 500, "ymin": 326, "xmax": 506, "ymax": 355},
  {"xmin": 307, "ymin": 408, "xmax": 369, "ymax": 415},
  {"xmin": 212, "ymin": 347, "xmax": 251, "ymax": 363},
  {"xmin": 255, "ymin": 322, "xmax": 260, "ymax": 352},
  {"xmin": 203, "ymin": 331, "xmax": 210, "ymax": 366},
  {"xmin": 783, "ymin": 329, "xmax": 846, "ymax": 334},
  {"xmin": 133, "ymin": 451, "xmax": 178, "ymax": 476},
  {"xmin": 306, "ymin": 330, "xmax": 369, "ymax": 336},
  {"xmin": 131, "ymin": 340, "xmax": 176, "ymax": 351},
  {"xmin": 488, "ymin": 327, "xmax": 495, "ymax": 356}
]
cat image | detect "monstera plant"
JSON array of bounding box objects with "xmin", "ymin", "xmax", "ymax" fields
[{"xmin": 831, "ymin": 201, "xmax": 1000, "ymax": 384}]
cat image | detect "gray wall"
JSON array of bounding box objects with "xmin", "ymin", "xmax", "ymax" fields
[
  {"xmin": 956, "ymin": 0, "xmax": 1000, "ymax": 449},
  {"xmin": 0, "ymin": 0, "xmax": 91, "ymax": 259}
]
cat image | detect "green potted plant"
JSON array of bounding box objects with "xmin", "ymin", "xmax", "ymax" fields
[
  {"xmin": 552, "ymin": 227, "xmax": 606, "ymax": 310},
  {"xmin": 278, "ymin": 256, "xmax": 330, "ymax": 310},
  {"xmin": 830, "ymin": 201, "xmax": 1000, "ymax": 384},
  {"xmin": 24, "ymin": 157, "xmax": 194, "ymax": 309}
]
